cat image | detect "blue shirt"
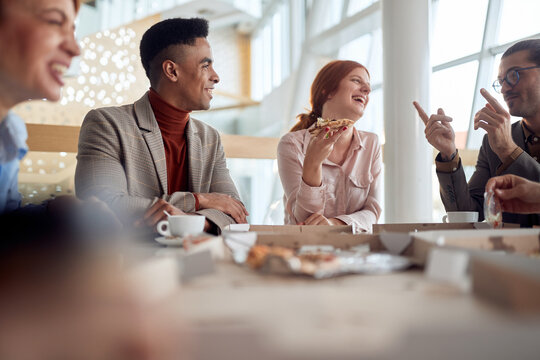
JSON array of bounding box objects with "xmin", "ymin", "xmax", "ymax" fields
[{"xmin": 0, "ymin": 112, "xmax": 28, "ymax": 214}]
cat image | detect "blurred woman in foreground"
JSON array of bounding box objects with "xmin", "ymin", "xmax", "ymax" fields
[
  {"xmin": 0, "ymin": 1, "xmax": 184, "ymax": 358},
  {"xmin": 0, "ymin": 0, "xmax": 81, "ymax": 212},
  {"xmin": 277, "ymin": 60, "xmax": 382, "ymax": 232}
]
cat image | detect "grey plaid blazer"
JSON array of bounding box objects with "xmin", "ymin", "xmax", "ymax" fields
[{"xmin": 75, "ymin": 92, "xmax": 241, "ymax": 232}]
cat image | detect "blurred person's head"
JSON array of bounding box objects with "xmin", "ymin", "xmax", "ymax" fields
[
  {"xmin": 0, "ymin": 0, "xmax": 81, "ymax": 117},
  {"xmin": 0, "ymin": 207, "xmax": 186, "ymax": 360},
  {"xmin": 499, "ymin": 39, "xmax": 540, "ymax": 119},
  {"xmin": 291, "ymin": 60, "xmax": 370, "ymax": 132},
  {"xmin": 139, "ymin": 17, "xmax": 219, "ymax": 111},
  {"xmin": 0, "ymin": 205, "xmax": 120, "ymax": 359}
]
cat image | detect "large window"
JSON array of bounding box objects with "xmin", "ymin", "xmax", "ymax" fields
[
  {"xmin": 430, "ymin": 0, "xmax": 540, "ymax": 151},
  {"xmin": 431, "ymin": 61, "xmax": 479, "ymax": 148},
  {"xmin": 498, "ymin": 0, "xmax": 540, "ymax": 45},
  {"xmin": 250, "ymin": 2, "xmax": 294, "ymax": 101},
  {"xmin": 20, "ymin": 0, "xmax": 540, "ymax": 222},
  {"xmin": 347, "ymin": 0, "xmax": 377, "ymax": 16},
  {"xmin": 431, "ymin": 0, "xmax": 488, "ymax": 66}
]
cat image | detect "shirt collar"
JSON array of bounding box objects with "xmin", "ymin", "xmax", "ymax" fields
[
  {"xmin": 350, "ymin": 127, "xmax": 364, "ymax": 150},
  {"xmin": 521, "ymin": 119, "xmax": 537, "ymax": 141},
  {"xmin": 0, "ymin": 112, "xmax": 28, "ymax": 163}
]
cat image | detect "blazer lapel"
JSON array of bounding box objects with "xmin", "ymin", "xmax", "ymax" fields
[
  {"xmin": 186, "ymin": 119, "xmax": 202, "ymax": 192},
  {"xmin": 134, "ymin": 93, "xmax": 168, "ymax": 194}
]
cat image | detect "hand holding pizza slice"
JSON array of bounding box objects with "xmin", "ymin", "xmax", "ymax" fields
[{"xmin": 309, "ymin": 118, "xmax": 355, "ymax": 137}]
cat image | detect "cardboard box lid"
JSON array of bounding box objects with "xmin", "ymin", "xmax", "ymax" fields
[
  {"xmin": 373, "ymin": 222, "xmax": 519, "ymax": 233},
  {"xmin": 226, "ymin": 224, "xmax": 354, "ymax": 234},
  {"xmin": 409, "ymin": 228, "xmax": 540, "ymax": 265},
  {"xmin": 413, "ymin": 228, "xmax": 540, "ymax": 246},
  {"xmin": 255, "ymin": 232, "xmax": 384, "ymax": 251}
]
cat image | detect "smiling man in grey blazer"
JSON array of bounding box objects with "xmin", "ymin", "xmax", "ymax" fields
[
  {"xmin": 75, "ymin": 17, "xmax": 248, "ymax": 233},
  {"xmin": 413, "ymin": 39, "xmax": 540, "ymax": 227}
]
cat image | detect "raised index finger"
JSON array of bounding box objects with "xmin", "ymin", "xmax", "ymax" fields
[
  {"xmin": 480, "ymin": 88, "xmax": 506, "ymax": 114},
  {"xmin": 413, "ymin": 101, "xmax": 429, "ymax": 125}
]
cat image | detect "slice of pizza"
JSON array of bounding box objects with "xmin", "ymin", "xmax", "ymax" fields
[
  {"xmin": 246, "ymin": 245, "xmax": 295, "ymax": 269},
  {"xmin": 308, "ymin": 118, "xmax": 355, "ymax": 137}
]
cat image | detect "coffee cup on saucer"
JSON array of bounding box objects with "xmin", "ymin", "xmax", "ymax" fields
[
  {"xmin": 157, "ymin": 215, "xmax": 205, "ymax": 238},
  {"xmin": 442, "ymin": 211, "xmax": 478, "ymax": 223}
]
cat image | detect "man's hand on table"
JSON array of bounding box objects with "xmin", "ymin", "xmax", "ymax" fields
[
  {"xmin": 474, "ymin": 88, "xmax": 518, "ymax": 161},
  {"xmin": 136, "ymin": 199, "xmax": 186, "ymax": 228},
  {"xmin": 136, "ymin": 196, "xmax": 239, "ymax": 232},
  {"xmin": 298, "ymin": 213, "xmax": 346, "ymax": 226},
  {"xmin": 197, "ymin": 193, "xmax": 249, "ymax": 224}
]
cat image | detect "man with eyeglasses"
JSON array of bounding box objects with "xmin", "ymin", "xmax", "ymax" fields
[{"xmin": 413, "ymin": 39, "xmax": 540, "ymax": 227}]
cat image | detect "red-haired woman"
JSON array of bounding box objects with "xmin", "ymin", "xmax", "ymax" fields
[{"xmin": 277, "ymin": 60, "xmax": 382, "ymax": 232}]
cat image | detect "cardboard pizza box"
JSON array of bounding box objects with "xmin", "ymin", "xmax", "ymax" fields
[
  {"xmin": 373, "ymin": 222, "xmax": 519, "ymax": 233},
  {"xmin": 254, "ymin": 232, "xmax": 383, "ymax": 251},
  {"xmin": 226, "ymin": 224, "xmax": 355, "ymax": 234},
  {"xmin": 409, "ymin": 228, "xmax": 540, "ymax": 265},
  {"xmin": 471, "ymin": 251, "xmax": 540, "ymax": 313}
]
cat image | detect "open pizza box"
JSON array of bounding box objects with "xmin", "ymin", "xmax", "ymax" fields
[
  {"xmin": 408, "ymin": 229, "xmax": 540, "ymax": 313},
  {"xmin": 223, "ymin": 226, "xmax": 540, "ymax": 279},
  {"xmin": 373, "ymin": 222, "xmax": 519, "ymax": 233},
  {"xmin": 419, "ymin": 245, "xmax": 540, "ymax": 313},
  {"xmin": 224, "ymin": 227, "xmax": 539, "ymax": 263},
  {"xmin": 225, "ymin": 227, "xmax": 540, "ymax": 305},
  {"xmin": 408, "ymin": 228, "xmax": 540, "ymax": 265},
  {"xmin": 222, "ymin": 230, "xmax": 408, "ymax": 278},
  {"xmin": 223, "ymin": 231, "xmax": 382, "ymax": 256}
]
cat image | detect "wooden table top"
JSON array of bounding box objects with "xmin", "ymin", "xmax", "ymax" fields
[{"xmin": 177, "ymin": 261, "xmax": 540, "ymax": 360}]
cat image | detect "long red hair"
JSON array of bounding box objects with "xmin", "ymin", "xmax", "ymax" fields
[{"xmin": 290, "ymin": 60, "xmax": 369, "ymax": 132}]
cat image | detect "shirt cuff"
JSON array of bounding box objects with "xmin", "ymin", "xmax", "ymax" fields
[
  {"xmin": 496, "ymin": 147, "xmax": 524, "ymax": 175},
  {"xmin": 296, "ymin": 179, "xmax": 327, "ymax": 210},
  {"xmin": 192, "ymin": 193, "xmax": 200, "ymax": 211},
  {"xmin": 335, "ymin": 214, "xmax": 369, "ymax": 233},
  {"xmin": 435, "ymin": 150, "xmax": 461, "ymax": 173}
]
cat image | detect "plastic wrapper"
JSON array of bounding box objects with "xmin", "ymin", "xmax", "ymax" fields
[{"xmin": 484, "ymin": 190, "xmax": 502, "ymax": 229}]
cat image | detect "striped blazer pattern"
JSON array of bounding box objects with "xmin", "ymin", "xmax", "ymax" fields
[{"xmin": 75, "ymin": 92, "xmax": 240, "ymax": 231}]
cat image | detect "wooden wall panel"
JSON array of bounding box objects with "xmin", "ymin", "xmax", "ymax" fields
[{"xmin": 25, "ymin": 124, "xmax": 481, "ymax": 165}]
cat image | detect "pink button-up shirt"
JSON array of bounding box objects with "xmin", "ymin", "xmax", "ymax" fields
[{"xmin": 277, "ymin": 127, "xmax": 382, "ymax": 232}]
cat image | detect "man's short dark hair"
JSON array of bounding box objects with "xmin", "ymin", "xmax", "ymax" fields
[
  {"xmin": 140, "ymin": 17, "xmax": 209, "ymax": 86},
  {"xmin": 502, "ymin": 38, "xmax": 540, "ymax": 66}
]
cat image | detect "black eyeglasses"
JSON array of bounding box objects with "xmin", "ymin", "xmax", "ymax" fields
[{"xmin": 492, "ymin": 65, "xmax": 540, "ymax": 93}]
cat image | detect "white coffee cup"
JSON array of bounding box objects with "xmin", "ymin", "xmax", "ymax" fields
[
  {"xmin": 442, "ymin": 211, "xmax": 478, "ymax": 223},
  {"xmin": 157, "ymin": 215, "xmax": 205, "ymax": 237}
]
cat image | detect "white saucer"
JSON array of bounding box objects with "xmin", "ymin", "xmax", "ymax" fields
[{"xmin": 154, "ymin": 236, "xmax": 184, "ymax": 246}]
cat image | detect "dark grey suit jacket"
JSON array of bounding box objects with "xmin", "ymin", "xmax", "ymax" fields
[
  {"xmin": 75, "ymin": 92, "xmax": 241, "ymax": 232},
  {"xmin": 437, "ymin": 121, "xmax": 540, "ymax": 227}
]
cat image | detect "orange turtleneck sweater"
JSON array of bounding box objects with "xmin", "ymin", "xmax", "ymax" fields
[{"xmin": 148, "ymin": 88, "xmax": 190, "ymax": 195}]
